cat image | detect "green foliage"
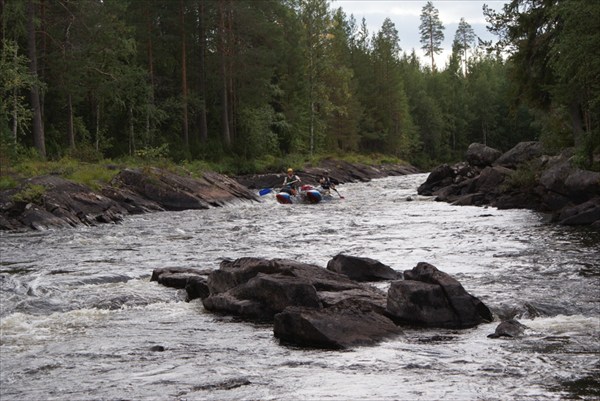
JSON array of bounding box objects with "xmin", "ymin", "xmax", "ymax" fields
[
  {"xmin": 0, "ymin": 176, "xmax": 18, "ymax": 190},
  {"xmin": 502, "ymin": 162, "xmax": 538, "ymax": 191},
  {"xmin": 65, "ymin": 164, "xmax": 119, "ymax": 191},
  {"xmin": 5, "ymin": 0, "xmax": 579, "ymax": 170},
  {"xmin": 11, "ymin": 184, "xmax": 46, "ymax": 204},
  {"xmin": 134, "ymin": 144, "xmax": 170, "ymax": 161},
  {"xmin": 65, "ymin": 143, "xmax": 105, "ymax": 163}
]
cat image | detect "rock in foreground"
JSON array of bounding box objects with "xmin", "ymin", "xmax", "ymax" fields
[
  {"xmin": 386, "ymin": 262, "xmax": 493, "ymax": 328},
  {"xmin": 153, "ymin": 257, "xmax": 493, "ymax": 350}
]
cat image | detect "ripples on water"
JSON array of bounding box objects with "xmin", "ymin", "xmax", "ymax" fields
[{"xmin": 1, "ymin": 174, "xmax": 599, "ymax": 400}]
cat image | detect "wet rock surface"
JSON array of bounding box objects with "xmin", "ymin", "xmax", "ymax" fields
[
  {"xmin": 418, "ymin": 142, "xmax": 600, "ymax": 227},
  {"xmin": 153, "ymin": 257, "xmax": 492, "ymax": 350},
  {"xmin": 1, "ymin": 162, "xmax": 419, "ymax": 231}
]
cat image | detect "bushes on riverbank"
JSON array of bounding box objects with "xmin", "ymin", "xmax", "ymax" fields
[{"xmin": 0, "ymin": 150, "xmax": 406, "ymax": 191}]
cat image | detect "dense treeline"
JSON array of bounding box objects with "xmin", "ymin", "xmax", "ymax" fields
[{"xmin": 1, "ymin": 0, "xmax": 597, "ymax": 171}]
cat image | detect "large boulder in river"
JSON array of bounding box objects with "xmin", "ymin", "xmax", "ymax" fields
[
  {"xmin": 203, "ymin": 257, "xmax": 380, "ymax": 322},
  {"xmin": 327, "ymin": 254, "xmax": 400, "ymax": 281},
  {"xmin": 274, "ymin": 304, "xmax": 401, "ymax": 349},
  {"xmin": 466, "ymin": 143, "xmax": 502, "ymax": 167},
  {"xmin": 386, "ymin": 262, "xmax": 493, "ymax": 329},
  {"xmin": 203, "ymin": 273, "xmax": 322, "ymax": 321},
  {"xmin": 200, "ymin": 257, "xmax": 400, "ymax": 348}
]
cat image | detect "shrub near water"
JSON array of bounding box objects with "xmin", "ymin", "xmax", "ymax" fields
[
  {"xmin": 502, "ymin": 162, "xmax": 539, "ymax": 191},
  {"xmin": 11, "ymin": 184, "xmax": 46, "ymax": 204}
]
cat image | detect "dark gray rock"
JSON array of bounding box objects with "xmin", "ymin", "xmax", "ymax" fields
[
  {"xmin": 418, "ymin": 164, "xmax": 455, "ymax": 196},
  {"xmin": 494, "ymin": 141, "xmax": 543, "ymax": 168},
  {"xmin": 419, "ymin": 141, "xmax": 600, "ymax": 226},
  {"xmin": 488, "ymin": 319, "xmax": 528, "ymax": 338},
  {"xmin": 203, "ymin": 273, "xmax": 322, "ymax": 322},
  {"xmin": 466, "ymin": 143, "xmax": 502, "ymax": 167},
  {"xmin": 185, "ymin": 276, "xmax": 210, "ymax": 301},
  {"xmin": 0, "ymin": 176, "xmax": 127, "ymax": 231},
  {"xmin": 151, "ymin": 267, "xmax": 211, "ymax": 301},
  {"xmin": 200, "ymin": 257, "xmax": 402, "ymax": 349},
  {"xmin": 274, "ymin": 304, "xmax": 401, "ymax": 349},
  {"xmin": 327, "ymin": 254, "xmax": 399, "ymax": 281},
  {"xmin": 467, "ymin": 166, "xmax": 513, "ymax": 194},
  {"xmin": 0, "ymin": 168, "xmax": 259, "ymax": 231},
  {"xmin": 556, "ymin": 198, "xmax": 600, "ymax": 225},
  {"xmin": 386, "ymin": 262, "xmax": 493, "ymax": 329}
]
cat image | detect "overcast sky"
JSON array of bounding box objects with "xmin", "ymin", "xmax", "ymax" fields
[{"xmin": 332, "ymin": 0, "xmax": 509, "ymax": 67}]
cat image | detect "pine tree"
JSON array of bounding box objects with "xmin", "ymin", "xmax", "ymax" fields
[{"xmin": 419, "ymin": 1, "xmax": 444, "ymax": 73}]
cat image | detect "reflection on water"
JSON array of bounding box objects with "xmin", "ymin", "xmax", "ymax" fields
[{"xmin": 1, "ymin": 174, "xmax": 598, "ymax": 400}]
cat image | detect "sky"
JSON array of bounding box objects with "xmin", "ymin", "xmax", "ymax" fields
[{"xmin": 332, "ymin": 0, "xmax": 509, "ymax": 67}]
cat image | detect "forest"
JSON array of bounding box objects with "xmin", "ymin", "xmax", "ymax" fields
[{"xmin": 1, "ymin": 0, "xmax": 598, "ymax": 173}]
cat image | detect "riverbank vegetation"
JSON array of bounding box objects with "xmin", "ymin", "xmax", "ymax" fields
[{"xmin": 1, "ymin": 1, "xmax": 598, "ymax": 179}]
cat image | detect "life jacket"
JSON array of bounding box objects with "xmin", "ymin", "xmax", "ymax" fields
[
  {"xmin": 284, "ymin": 175, "xmax": 299, "ymax": 188},
  {"xmin": 321, "ymin": 177, "xmax": 332, "ymax": 189}
]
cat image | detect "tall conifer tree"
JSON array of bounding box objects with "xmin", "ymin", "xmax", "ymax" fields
[{"xmin": 419, "ymin": 1, "xmax": 444, "ymax": 73}]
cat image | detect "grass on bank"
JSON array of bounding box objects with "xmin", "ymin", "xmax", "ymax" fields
[{"xmin": 0, "ymin": 149, "xmax": 406, "ymax": 191}]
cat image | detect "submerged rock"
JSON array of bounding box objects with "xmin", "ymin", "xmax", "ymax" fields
[
  {"xmin": 151, "ymin": 267, "xmax": 211, "ymax": 301},
  {"xmin": 488, "ymin": 319, "xmax": 528, "ymax": 339}
]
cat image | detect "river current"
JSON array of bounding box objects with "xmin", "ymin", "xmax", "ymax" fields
[{"xmin": 1, "ymin": 174, "xmax": 598, "ymax": 400}]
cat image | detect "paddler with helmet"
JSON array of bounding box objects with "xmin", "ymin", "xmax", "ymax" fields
[{"xmin": 282, "ymin": 168, "xmax": 301, "ymax": 195}]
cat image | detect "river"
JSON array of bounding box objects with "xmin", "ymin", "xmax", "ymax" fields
[{"xmin": 1, "ymin": 174, "xmax": 598, "ymax": 400}]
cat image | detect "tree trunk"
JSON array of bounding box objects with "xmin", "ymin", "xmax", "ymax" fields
[
  {"xmin": 11, "ymin": 45, "xmax": 18, "ymax": 144},
  {"xmin": 95, "ymin": 103, "xmax": 100, "ymax": 151},
  {"xmin": 429, "ymin": 23, "xmax": 435, "ymax": 73},
  {"xmin": 27, "ymin": 0, "xmax": 46, "ymax": 158},
  {"xmin": 197, "ymin": 0, "xmax": 208, "ymax": 143},
  {"xmin": 180, "ymin": 0, "xmax": 189, "ymax": 149},
  {"xmin": 68, "ymin": 93, "xmax": 75, "ymax": 149},
  {"xmin": 12, "ymin": 87, "xmax": 18, "ymax": 144},
  {"xmin": 569, "ymin": 99, "xmax": 584, "ymax": 149},
  {"xmin": 145, "ymin": 7, "xmax": 155, "ymax": 147},
  {"xmin": 39, "ymin": 0, "xmax": 46, "ymax": 120},
  {"xmin": 218, "ymin": 0, "xmax": 231, "ymax": 148},
  {"xmin": 129, "ymin": 105, "xmax": 135, "ymax": 156}
]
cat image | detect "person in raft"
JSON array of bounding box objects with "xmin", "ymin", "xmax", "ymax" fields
[
  {"xmin": 282, "ymin": 168, "xmax": 301, "ymax": 195},
  {"xmin": 319, "ymin": 171, "xmax": 336, "ymax": 195}
]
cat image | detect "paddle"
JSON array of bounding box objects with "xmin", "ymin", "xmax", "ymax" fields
[
  {"xmin": 259, "ymin": 180, "xmax": 298, "ymax": 196},
  {"xmin": 332, "ymin": 187, "xmax": 345, "ymax": 199},
  {"xmin": 259, "ymin": 188, "xmax": 274, "ymax": 196}
]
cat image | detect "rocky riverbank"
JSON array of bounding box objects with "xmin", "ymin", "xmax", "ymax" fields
[
  {"xmin": 0, "ymin": 161, "xmax": 419, "ymax": 231},
  {"xmin": 418, "ymin": 142, "xmax": 600, "ymax": 227}
]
